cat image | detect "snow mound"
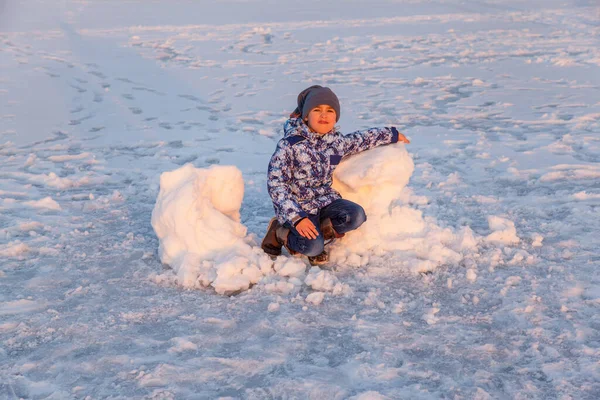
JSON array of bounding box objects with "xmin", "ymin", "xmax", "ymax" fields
[
  {"xmin": 151, "ymin": 164, "xmax": 273, "ymax": 295},
  {"xmin": 152, "ymin": 149, "xmax": 526, "ymax": 294},
  {"xmin": 332, "ymin": 144, "xmax": 478, "ymax": 273}
]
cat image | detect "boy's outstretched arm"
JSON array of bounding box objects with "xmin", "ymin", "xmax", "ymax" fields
[
  {"xmin": 342, "ymin": 126, "xmax": 409, "ymax": 157},
  {"xmin": 267, "ymin": 144, "xmax": 308, "ymax": 225}
]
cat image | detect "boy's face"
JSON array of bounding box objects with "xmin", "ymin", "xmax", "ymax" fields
[{"xmin": 305, "ymin": 104, "xmax": 336, "ymax": 134}]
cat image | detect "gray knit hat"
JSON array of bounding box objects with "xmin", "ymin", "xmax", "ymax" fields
[{"xmin": 293, "ymin": 85, "xmax": 341, "ymax": 122}]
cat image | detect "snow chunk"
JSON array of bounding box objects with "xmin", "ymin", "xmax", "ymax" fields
[
  {"xmin": 455, "ymin": 226, "xmax": 479, "ymax": 251},
  {"xmin": 505, "ymin": 276, "xmax": 522, "ymax": 286},
  {"xmin": 168, "ymin": 337, "xmax": 198, "ymax": 354},
  {"xmin": 304, "ymin": 268, "xmax": 348, "ymax": 295},
  {"xmin": 0, "ymin": 241, "xmax": 30, "ymax": 258},
  {"xmin": 152, "ymin": 164, "xmax": 246, "ymax": 263},
  {"xmin": 466, "ymin": 269, "xmax": 477, "ymax": 282},
  {"xmin": 24, "ymin": 197, "xmax": 61, "ymax": 211},
  {"xmin": 151, "ymin": 164, "xmax": 272, "ymax": 295},
  {"xmin": 331, "ymin": 143, "xmax": 473, "ymax": 274},
  {"xmin": 24, "ymin": 154, "xmax": 37, "ymax": 167},
  {"xmin": 274, "ymin": 257, "xmax": 306, "ymax": 279},
  {"xmin": 485, "ymin": 216, "xmax": 520, "ymax": 245},
  {"xmin": 267, "ymin": 302, "xmax": 280, "ymax": 312},
  {"xmin": 264, "ymin": 280, "xmax": 296, "ymax": 295},
  {"xmin": 531, "ymin": 233, "xmax": 544, "ymax": 247},
  {"xmin": 305, "ymin": 292, "xmax": 325, "ymax": 305},
  {"xmin": 423, "ymin": 307, "xmax": 440, "ymax": 325}
]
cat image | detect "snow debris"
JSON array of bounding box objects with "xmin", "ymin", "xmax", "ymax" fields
[
  {"xmin": 506, "ymin": 276, "xmax": 522, "ymax": 286},
  {"xmin": 423, "ymin": 307, "xmax": 440, "ymax": 325},
  {"xmin": 393, "ymin": 302, "xmax": 405, "ymax": 314},
  {"xmin": 531, "ymin": 233, "xmax": 544, "ymax": 247},
  {"xmin": 364, "ymin": 289, "xmax": 385, "ymax": 309},
  {"xmin": 304, "ymin": 268, "xmax": 348, "ymax": 295},
  {"xmin": 455, "ymin": 226, "xmax": 479, "ymax": 251},
  {"xmin": 0, "ymin": 241, "xmax": 30, "ymax": 258},
  {"xmin": 472, "ymin": 195, "xmax": 499, "ymax": 204},
  {"xmin": 438, "ymin": 171, "xmax": 462, "ymax": 187},
  {"xmin": 24, "ymin": 154, "xmax": 37, "ymax": 167},
  {"xmin": 305, "ymin": 292, "xmax": 325, "ymax": 305},
  {"xmin": 485, "ymin": 216, "xmax": 520, "ymax": 245},
  {"xmin": 263, "ymin": 280, "xmax": 296, "ymax": 295},
  {"xmin": 466, "ymin": 269, "xmax": 477, "ymax": 283},
  {"xmin": 274, "ymin": 257, "xmax": 306, "ymax": 278},
  {"xmin": 267, "ymin": 302, "xmax": 280, "ymax": 312},
  {"xmin": 23, "ymin": 196, "xmax": 62, "ymax": 211},
  {"xmin": 168, "ymin": 337, "xmax": 198, "ymax": 354}
]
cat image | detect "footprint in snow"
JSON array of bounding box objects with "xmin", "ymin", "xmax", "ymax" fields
[
  {"xmin": 178, "ymin": 94, "xmax": 202, "ymax": 102},
  {"xmin": 70, "ymin": 85, "xmax": 87, "ymax": 93},
  {"xmin": 88, "ymin": 71, "xmax": 107, "ymax": 79}
]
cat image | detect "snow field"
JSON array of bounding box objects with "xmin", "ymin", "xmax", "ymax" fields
[{"xmin": 1, "ymin": 0, "xmax": 599, "ymax": 398}]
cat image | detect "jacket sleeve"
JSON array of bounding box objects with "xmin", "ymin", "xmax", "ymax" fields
[
  {"xmin": 342, "ymin": 126, "xmax": 400, "ymax": 157},
  {"xmin": 267, "ymin": 142, "xmax": 308, "ymax": 225}
]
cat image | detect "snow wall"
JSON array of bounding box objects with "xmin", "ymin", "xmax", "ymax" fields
[{"xmin": 152, "ymin": 144, "xmax": 522, "ymax": 295}]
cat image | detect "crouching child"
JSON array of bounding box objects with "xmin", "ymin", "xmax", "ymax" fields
[{"xmin": 261, "ymin": 85, "xmax": 410, "ymax": 265}]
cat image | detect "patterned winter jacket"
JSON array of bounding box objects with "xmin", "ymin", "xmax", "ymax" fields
[{"xmin": 267, "ymin": 118, "xmax": 400, "ymax": 225}]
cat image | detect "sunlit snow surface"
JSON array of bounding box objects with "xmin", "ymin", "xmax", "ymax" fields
[{"xmin": 1, "ymin": 0, "xmax": 600, "ymax": 398}]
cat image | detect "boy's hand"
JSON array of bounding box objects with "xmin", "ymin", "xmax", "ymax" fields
[
  {"xmin": 296, "ymin": 218, "xmax": 319, "ymax": 240},
  {"xmin": 398, "ymin": 132, "xmax": 410, "ymax": 144}
]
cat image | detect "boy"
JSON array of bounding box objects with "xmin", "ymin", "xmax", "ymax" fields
[{"xmin": 261, "ymin": 85, "xmax": 410, "ymax": 265}]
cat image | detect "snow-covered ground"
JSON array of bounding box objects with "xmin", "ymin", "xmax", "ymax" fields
[{"xmin": 2, "ymin": 0, "xmax": 600, "ymax": 398}]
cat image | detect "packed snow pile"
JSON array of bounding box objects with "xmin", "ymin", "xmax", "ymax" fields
[
  {"xmin": 152, "ymin": 147, "xmax": 527, "ymax": 294},
  {"xmin": 151, "ymin": 163, "xmax": 349, "ymax": 297},
  {"xmin": 151, "ymin": 164, "xmax": 273, "ymax": 294},
  {"xmin": 332, "ymin": 143, "xmax": 480, "ymax": 273}
]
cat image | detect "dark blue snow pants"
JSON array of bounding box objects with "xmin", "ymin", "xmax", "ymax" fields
[{"xmin": 284, "ymin": 199, "xmax": 366, "ymax": 257}]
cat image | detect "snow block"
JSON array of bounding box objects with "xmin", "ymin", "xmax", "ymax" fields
[
  {"xmin": 151, "ymin": 163, "xmax": 271, "ymax": 294},
  {"xmin": 331, "ymin": 144, "xmax": 468, "ymax": 273}
]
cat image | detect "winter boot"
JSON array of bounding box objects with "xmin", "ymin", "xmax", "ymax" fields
[
  {"xmin": 308, "ymin": 250, "xmax": 329, "ymax": 266},
  {"xmin": 321, "ymin": 218, "xmax": 345, "ymax": 246},
  {"xmin": 261, "ymin": 217, "xmax": 290, "ymax": 257}
]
